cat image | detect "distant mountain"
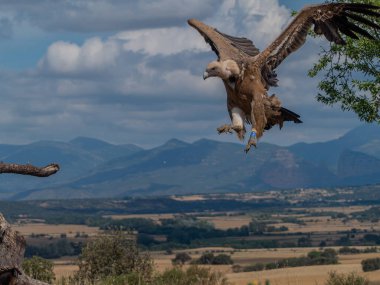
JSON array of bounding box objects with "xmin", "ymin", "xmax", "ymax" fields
[
  {"xmin": 0, "ymin": 137, "xmax": 142, "ymax": 199},
  {"xmin": 289, "ymin": 124, "xmax": 380, "ymax": 171},
  {"xmin": 69, "ymin": 137, "xmax": 142, "ymax": 161},
  {"xmin": 337, "ymin": 150, "xmax": 380, "ymax": 185},
  {"xmin": 2, "ymin": 125, "xmax": 380, "ymax": 200}
]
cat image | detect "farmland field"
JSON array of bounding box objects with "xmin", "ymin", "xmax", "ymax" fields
[
  {"xmin": 53, "ymin": 248, "xmax": 380, "ymax": 284},
  {"xmin": 198, "ymin": 215, "xmax": 252, "ymax": 230},
  {"xmin": 6, "ymin": 189, "xmax": 380, "ymax": 284},
  {"xmin": 13, "ymin": 223, "xmax": 100, "ymax": 237},
  {"xmin": 104, "ymin": 213, "xmax": 175, "ymax": 221},
  {"xmin": 275, "ymin": 216, "xmax": 380, "ymax": 233}
]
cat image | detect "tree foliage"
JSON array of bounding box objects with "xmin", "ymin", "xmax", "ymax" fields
[
  {"xmin": 22, "ymin": 256, "xmax": 55, "ymax": 284},
  {"xmin": 172, "ymin": 252, "xmax": 192, "ymax": 265},
  {"xmin": 195, "ymin": 253, "xmax": 234, "ymax": 265},
  {"xmin": 308, "ymin": 0, "xmax": 380, "ymax": 123},
  {"xmin": 75, "ymin": 231, "xmax": 153, "ymax": 284}
]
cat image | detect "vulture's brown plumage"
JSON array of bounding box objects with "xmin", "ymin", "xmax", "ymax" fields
[{"xmin": 188, "ymin": 3, "xmax": 380, "ymax": 152}]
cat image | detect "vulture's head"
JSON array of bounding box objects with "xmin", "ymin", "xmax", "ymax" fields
[{"xmin": 203, "ymin": 60, "xmax": 240, "ymax": 80}]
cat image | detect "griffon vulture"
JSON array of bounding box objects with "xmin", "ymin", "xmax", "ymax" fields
[{"xmin": 188, "ymin": 3, "xmax": 379, "ymax": 152}]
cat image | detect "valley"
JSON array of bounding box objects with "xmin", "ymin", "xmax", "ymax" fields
[{"xmin": 3, "ymin": 187, "xmax": 380, "ymax": 284}]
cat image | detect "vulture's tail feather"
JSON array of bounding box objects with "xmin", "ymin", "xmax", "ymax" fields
[{"xmin": 280, "ymin": 107, "xmax": 302, "ymax": 124}]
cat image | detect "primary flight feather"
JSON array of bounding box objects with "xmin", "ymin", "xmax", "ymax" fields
[{"xmin": 188, "ymin": 2, "xmax": 380, "ymax": 153}]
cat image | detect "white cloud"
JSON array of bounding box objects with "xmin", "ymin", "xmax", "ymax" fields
[
  {"xmin": 37, "ymin": 0, "xmax": 293, "ymax": 77},
  {"xmin": 38, "ymin": 37, "xmax": 120, "ymax": 74},
  {"xmin": 114, "ymin": 0, "xmax": 291, "ymax": 56},
  {"xmin": 242, "ymin": 1, "xmax": 290, "ymax": 45},
  {"xmin": 208, "ymin": 0, "xmax": 291, "ymax": 48},
  {"xmin": 39, "ymin": 41, "xmax": 80, "ymax": 73},
  {"xmin": 117, "ymin": 27, "xmax": 208, "ymax": 56},
  {"xmin": 80, "ymin": 38, "xmax": 120, "ymax": 69}
]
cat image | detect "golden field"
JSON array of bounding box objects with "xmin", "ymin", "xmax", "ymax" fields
[
  {"xmin": 275, "ymin": 216, "xmax": 380, "ymax": 233},
  {"xmin": 53, "ymin": 247, "xmax": 380, "ymax": 284},
  {"xmin": 198, "ymin": 215, "xmax": 253, "ymax": 230},
  {"xmin": 12, "ymin": 223, "xmax": 100, "ymax": 238},
  {"xmin": 104, "ymin": 213, "xmax": 175, "ymax": 221}
]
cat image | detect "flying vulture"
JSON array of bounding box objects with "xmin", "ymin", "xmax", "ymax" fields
[{"xmin": 188, "ymin": 3, "xmax": 380, "ymax": 153}]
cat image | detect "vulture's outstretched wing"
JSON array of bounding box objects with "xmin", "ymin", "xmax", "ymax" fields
[
  {"xmin": 188, "ymin": 18, "xmax": 260, "ymax": 62},
  {"xmin": 258, "ymin": 3, "xmax": 380, "ymax": 72}
]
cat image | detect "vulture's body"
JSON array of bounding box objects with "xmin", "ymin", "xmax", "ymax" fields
[{"xmin": 188, "ymin": 3, "xmax": 380, "ymax": 152}]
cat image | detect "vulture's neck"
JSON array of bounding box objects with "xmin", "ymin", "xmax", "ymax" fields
[
  {"xmin": 223, "ymin": 60, "xmax": 240, "ymax": 89},
  {"xmin": 223, "ymin": 60, "xmax": 240, "ymax": 78}
]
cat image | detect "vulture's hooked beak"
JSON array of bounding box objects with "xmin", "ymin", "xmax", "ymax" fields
[{"xmin": 203, "ymin": 71, "xmax": 209, "ymax": 80}]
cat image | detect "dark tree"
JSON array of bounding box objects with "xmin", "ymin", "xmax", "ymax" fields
[
  {"xmin": 362, "ymin": 258, "xmax": 380, "ymax": 272},
  {"xmin": 76, "ymin": 231, "xmax": 153, "ymax": 284},
  {"xmin": 172, "ymin": 252, "xmax": 192, "ymax": 265}
]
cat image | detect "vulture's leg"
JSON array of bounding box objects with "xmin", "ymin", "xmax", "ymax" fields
[
  {"xmin": 245, "ymin": 102, "xmax": 257, "ymax": 153},
  {"xmin": 245, "ymin": 130, "xmax": 257, "ymax": 153},
  {"xmin": 217, "ymin": 107, "xmax": 246, "ymax": 140},
  {"xmin": 231, "ymin": 107, "xmax": 246, "ymax": 140}
]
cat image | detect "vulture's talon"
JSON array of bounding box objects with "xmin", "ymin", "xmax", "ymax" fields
[
  {"xmin": 244, "ymin": 130, "xmax": 257, "ymax": 153},
  {"xmin": 244, "ymin": 139, "xmax": 257, "ymax": 153},
  {"xmin": 217, "ymin": 125, "xmax": 232, "ymax": 134}
]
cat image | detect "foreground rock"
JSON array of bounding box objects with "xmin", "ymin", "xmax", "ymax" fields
[{"xmin": 0, "ymin": 214, "xmax": 49, "ymax": 285}]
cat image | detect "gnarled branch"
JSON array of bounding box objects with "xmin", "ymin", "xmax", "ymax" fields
[{"xmin": 0, "ymin": 163, "xmax": 59, "ymax": 177}]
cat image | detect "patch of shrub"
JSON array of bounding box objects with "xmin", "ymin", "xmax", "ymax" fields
[
  {"xmin": 339, "ymin": 246, "xmax": 361, "ymax": 254},
  {"xmin": 154, "ymin": 266, "xmax": 231, "ymax": 285},
  {"xmin": 22, "ymin": 256, "xmax": 55, "ymax": 283},
  {"xmin": 172, "ymin": 252, "xmax": 192, "ymax": 265},
  {"xmin": 58, "ymin": 266, "xmax": 231, "ymax": 285},
  {"xmin": 325, "ymin": 271, "xmax": 368, "ymax": 285},
  {"xmin": 231, "ymin": 265, "xmax": 243, "ymax": 273},
  {"xmin": 242, "ymin": 263, "xmax": 265, "ymax": 272},
  {"xmin": 240, "ymin": 248, "xmax": 338, "ymax": 272},
  {"xmin": 195, "ymin": 253, "xmax": 233, "ymax": 265},
  {"xmin": 362, "ymin": 258, "xmax": 380, "ymax": 272}
]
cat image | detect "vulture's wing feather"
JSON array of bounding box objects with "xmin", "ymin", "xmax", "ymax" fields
[
  {"xmin": 188, "ymin": 19, "xmax": 260, "ymax": 61},
  {"xmin": 259, "ymin": 3, "xmax": 380, "ymax": 72},
  {"xmin": 216, "ymin": 30, "xmax": 260, "ymax": 57}
]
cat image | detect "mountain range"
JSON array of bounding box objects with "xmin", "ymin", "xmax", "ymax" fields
[{"xmin": 0, "ymin": 124, "xmax": 379, "ymax": 200}]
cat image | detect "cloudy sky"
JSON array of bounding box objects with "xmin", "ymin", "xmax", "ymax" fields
[{"xmin": 0, "ymin": 0, "xmax": 368, "ymax": 148}]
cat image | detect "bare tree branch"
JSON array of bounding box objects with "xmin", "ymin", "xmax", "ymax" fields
[{"xmin": 0, "ymin": 163, "xmax": 59, "ymax": 177}]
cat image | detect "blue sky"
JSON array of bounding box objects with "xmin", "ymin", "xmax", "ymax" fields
[{"xmin": 0, "ymin": 0, "xmax": 367, "ymax": 147}]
